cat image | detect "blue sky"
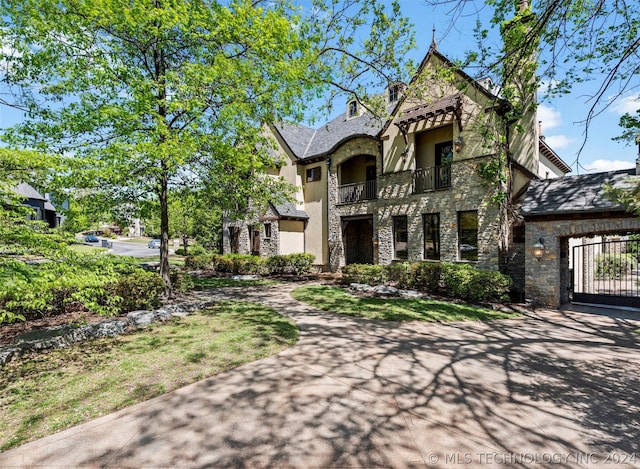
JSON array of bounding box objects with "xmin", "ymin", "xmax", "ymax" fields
[{"xmin": 2, "ymin": 0, "xmax": 637, "ymax": 174}]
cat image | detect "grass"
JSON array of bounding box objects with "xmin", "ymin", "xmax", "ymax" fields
[
  {"xmin": 68, "ymin": 244, "xmax": 107, "ymax": 254},
  {"xmin": 0, "ymin": 301, "xmax": 298, "ymax": 451},
  {"xmin": 191, "ymin": 276, "xmax": 278, "ymax": 289},
  {"xmin": 291, "ymin": 285, "xmax": 520, "ymax": 322}
]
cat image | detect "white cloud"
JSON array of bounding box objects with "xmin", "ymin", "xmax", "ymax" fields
[
  {"xmin": 544, "ymin": 134, "xmax": 574, "ymax": 149},
  {"xmin": 537, "ymin": 104, "xmax": 562, "ymax": 131},
  {"xmin": 583, "ymin": 159, "xmax": 634, "ymax": 173},
  {"xmin": 609, "ymin": 94, "xmax": 640, "ymax": 115}
]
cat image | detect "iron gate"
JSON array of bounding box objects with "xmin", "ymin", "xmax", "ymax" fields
[{"xmin": 572, "ymin": 239, "xmax": 640, "ymax": 307}]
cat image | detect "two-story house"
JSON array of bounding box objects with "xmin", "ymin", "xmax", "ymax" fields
[{"xmin": 223, "ymin": 41, "xmax": 571, "ymax": 281}]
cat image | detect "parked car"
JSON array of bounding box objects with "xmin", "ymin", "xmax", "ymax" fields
[
  {"xmin": 84, "ymin": 234, "xmax": 99, "ymax": 243},
  {"xmin": 148, "ymin": 239, "xmax": 161, "ymax": 248}
]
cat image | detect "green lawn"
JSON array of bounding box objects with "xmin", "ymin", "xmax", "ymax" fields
[
  {"xmin": 191, "ymin": 276, "xmax": 278, "ymax": 289},
  {"xmin": 68, "ymin": 244, "xmax": 107, "ymax": 254},
  {"xmin": 291, "ymin": 285, "xmax": 519, "ymax": 322},
  {"xmin": 0, "ymin": 301, "xmax": 298, "ymax": 451}
]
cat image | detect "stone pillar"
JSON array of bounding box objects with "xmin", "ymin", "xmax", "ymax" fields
[{"xmin": 525, "ymin": 224, "xmax": 561, "ymax": 307}]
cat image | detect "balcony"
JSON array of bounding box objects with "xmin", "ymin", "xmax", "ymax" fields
[
  {"xmin": 338, "ymin": 180, "xmax": 377, "ymax": 204},
  {"xmin": 413, "ymin": 164, "xmax": 451, "ymax": 193}
]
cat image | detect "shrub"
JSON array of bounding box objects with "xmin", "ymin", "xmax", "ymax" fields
[
  {"xmin": 212, "ymin": 253, "xmax": 234, "ymax": 273},
  {"xmin": 595, "ymin": 253, "xmax": 637, "ymax": 279},
  {"xmin": 0, "ymin": 254, "xmax": 165, "ymax": 323},
  {"xmin": 108, "ymin": 270, "xmax": 163, "ymax": 313},
  {"xmin": 265, "ymin": 255, "xmax": 288, "ymax": 274},
  {"xmin": 466, "ymin": 270, "xmax": 512, "ymax": 303},
  {"xmin": 170, "ymin": 270, "xmax": 194, "ymax": 294},
  {"xmin": 384, "ymin": 262, "xmax": 410, "ymax": 285},
  {"xmin": 440, "ymin": 263, "xmax": 512, "ymax": 303},
  {"xmin": 286, "ymin": 253, "xmax": 315, "ymax": 275},
  {"xmin": 185, "ymin": 254, "xmax": 212, "ymax": 270},
  {"xmin": 341, "ymin": 264, "xmax": 385, "ymax": 285},
  {"xmin": 233, "ymin": 255, "xmax": 267, "ymax": 274},
  {"xmin": 405, "ymin": 262, "xmax": 441, "ymax": 292}
]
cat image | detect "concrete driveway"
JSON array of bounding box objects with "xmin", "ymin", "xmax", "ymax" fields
[{"xmin": 1, "ymin": 284, "xmax": 640, "ymax": 468}]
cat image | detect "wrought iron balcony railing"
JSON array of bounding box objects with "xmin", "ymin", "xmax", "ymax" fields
[
  {"xmin": 413, "ymin": 164, "xmax": 451, "ymax": 193},
  {"xmin": 338, "ymin": 180, "xmax": 377, "ymax": 204}
]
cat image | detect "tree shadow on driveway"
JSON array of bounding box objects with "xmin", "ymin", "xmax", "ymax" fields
[{"xmin": 2, "ymin": 284, "xmax": 639, "ymax": 468}]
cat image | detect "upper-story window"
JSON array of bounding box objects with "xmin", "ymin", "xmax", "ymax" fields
[
  {"xmin": 348, "ymin": 100, "xmax": 358, "ymax": 118},
  {"xmin": 388, "ymin": 84, "xmax": 400, "ymax": 103},
  {"xmin": 306, "ymin": 166, "xmax": 321, "ymax": 182}
]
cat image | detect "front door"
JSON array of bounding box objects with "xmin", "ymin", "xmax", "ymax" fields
[{"xmin": 342, "ymin": 216, "xmax": 373, "ymax": 265}]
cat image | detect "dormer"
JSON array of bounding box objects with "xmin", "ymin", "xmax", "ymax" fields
[
  {"xmin": 387, "ymin": 83, "xmax": 406, "ymax": 104},
  {"xmin": 347, "ymin": 99, "xmax": 359, "ymax": 119}
]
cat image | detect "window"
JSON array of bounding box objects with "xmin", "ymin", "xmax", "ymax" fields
[
  {"xmin": 264, "ymin": 223, "xmax": 271, "ymax": 238},
  {"xmin": 393, "ymin": 215, "xmax": 408, "ymax": 260},
  {"xmin": 388, "ymin": 84, "xmax": 399, "ymax": 103},
  {"xmin": 348, "ymin": 100, "xmax": 358, "ymax": 118},
  {"xmin": 458, "ymin": 211, "xmax": 478, "ymax": 261},
  {"xmin": 423, "ymin": 213, "xmax": 440, "ymax": 260},
  {"xmin": 306, "ymin": 166, "xmax": 321, "ymax": 182}
]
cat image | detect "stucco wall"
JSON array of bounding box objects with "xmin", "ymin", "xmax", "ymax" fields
[{"xmin": 279, "ymin": 220, "xmax": 305, "ymax": 255}]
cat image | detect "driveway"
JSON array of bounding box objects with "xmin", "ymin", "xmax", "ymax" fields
[{"xmin": 1, "ymin": 284, "xmax": 640, "ymax": 468}]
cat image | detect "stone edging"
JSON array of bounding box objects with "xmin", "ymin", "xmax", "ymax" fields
[{"xmin": 0, "ymin": 299, "xmax": 217, "ymax": 367}]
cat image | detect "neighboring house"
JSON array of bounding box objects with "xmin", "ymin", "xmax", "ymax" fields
[
  {"xmin": 223, "ymin": 40, "xmax": 571, "ymax": 283},
  {"xmin": 12, "ymin": 182, "xmax": 59, "ymax": 228}
]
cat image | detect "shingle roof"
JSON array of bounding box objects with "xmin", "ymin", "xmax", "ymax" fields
[
  {"xmin": 13, "ymin": 183, "xmax": 46, "ymax": 201},
  {"xmin": 272, "ymin": 202, "xmax": 309, "ymax": 220},
  {"xmin": 275, "ymin": 110, "xmax": 382, "ymax": 160},
  {"xmin": 521, "ymin": 169, "xmax": 637, "ymax": 217}
]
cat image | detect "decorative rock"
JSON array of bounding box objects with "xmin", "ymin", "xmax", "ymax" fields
[
  {"xmin": 126, "ymin": 310, "xmax": 156, "ymax": 328},
  {"xmin": 373, "ymin": 285, "xmax": 398, "ymax": 295},
  {"xmin": 350, "ymin": 283, "xmax": 373, "ymax": 292},
  {"xmin": 398, "ymin": 289, "xmax": 422, "ymax": 298},
  {"xmin": 231, "ymin": 274, "xmax": 260, "ymax": 280},
  {"xmin": 85, "ymin": 320, "xmax": 128, "ymax": 338},
  {"xmin": 0, "ymin": 347, "xmax": 21, "ymax": 365}
]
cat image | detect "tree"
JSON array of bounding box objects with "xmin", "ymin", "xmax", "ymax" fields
[
  {"xmin": 0, "ymin": 0, "xmax": 414, "ymax": 296},
  {"xmin": 425, "ymin": 0, "xmax": 640, "ymax": 148}
]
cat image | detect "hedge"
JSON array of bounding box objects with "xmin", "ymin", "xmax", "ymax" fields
[
  {"xmin": 208, "ymin": 253, "xmax": 315, "ymax": 275},
  {"xmin": 341, "ymin": 261, "xmax": 512, "ymax": 303}
]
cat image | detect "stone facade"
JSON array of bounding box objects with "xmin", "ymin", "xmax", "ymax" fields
[{"xmin": 525, "ymin": 216, "xmax": 640, "ymax": 308}]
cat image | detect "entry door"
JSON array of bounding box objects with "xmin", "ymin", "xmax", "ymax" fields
[{"xmin": 342, "ymin": 217, "xmax": 373, "ymax": 265}]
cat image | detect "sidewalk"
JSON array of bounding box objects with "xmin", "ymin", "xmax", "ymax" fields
[{"xmin": 2, "ymin": 283, "xmax": 639, "ymax": 468}]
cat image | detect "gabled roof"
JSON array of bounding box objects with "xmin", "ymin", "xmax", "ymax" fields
[
  {"xmin": 13, "ymin": 183, "xmax": 46, "ymax": 201},
  {"xmin": 521, "ymin": 169, "xmax": 636, "ymax": 217},
  {"xmin": 274, "ymin": 110, "xmax": 382, "ymax": 162},
  {"xmin": 379, "ymin": 43, "xmax": 508, "ymax": 137}
]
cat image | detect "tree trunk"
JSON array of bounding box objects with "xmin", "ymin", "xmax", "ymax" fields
[
  {"xmin": 159, "ymin": 169, "xmax": 172, "ymax": 298},
  {"xmin": 182, "ymin": 234, "xmax": 189, "ymax": 256}
]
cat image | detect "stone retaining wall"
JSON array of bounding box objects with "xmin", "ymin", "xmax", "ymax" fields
[{"xmin": 0, "ymin": 299, "xmax": 216, "ymax": 367}]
